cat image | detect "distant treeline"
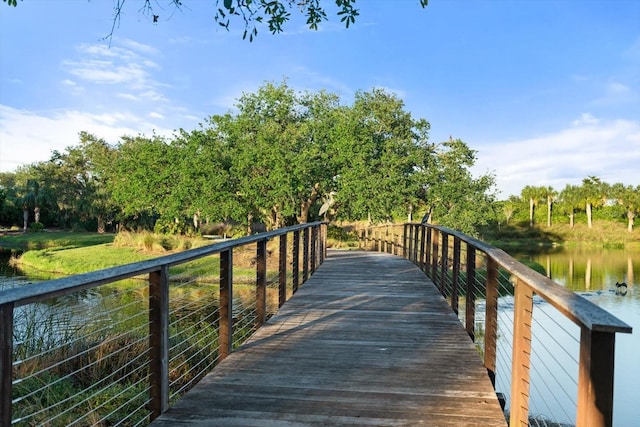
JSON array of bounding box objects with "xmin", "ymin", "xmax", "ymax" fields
[
  {"xmin": 500, "ymin": 178, "xmax": 639, "ymax": 232},
  {"xmin": 1, "ymin": 82, "xmax": 637, "ymax": 236}
]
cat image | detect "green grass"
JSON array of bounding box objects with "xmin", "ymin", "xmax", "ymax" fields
[
  {"xmin": 10, "ymin": 231, "xmax": 218, "ymax": 278},
  {"xmin": 0, "ymin": 231, "xmax": 115, "ymax": 250},
  {"xmin": 16, "ymin": 243, "xmax": 158, "ymax": 275}
]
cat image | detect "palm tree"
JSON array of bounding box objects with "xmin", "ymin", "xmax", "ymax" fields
[
  {"xmin": 542, "ymin": 186, "xmax": 557, "ymax": 228},
  {"xmin": 580, "ymin": 176, "xmax": 608, "ymax": 229},
  {"xmin": 15, "ymin": 179, "xmax": 55, "ymax": 231},
  {"xmin": 521, "ymin": 185, "xmax": 545, "ymax": 227},
  {"xmin": 611, "ymin": 183, "xmax": 640, "ymax": 232},
  {"xmin": 559, "ymin": 184, "xmax": 581, "ymax": 228}
]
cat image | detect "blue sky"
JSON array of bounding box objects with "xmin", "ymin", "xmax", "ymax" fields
[{"xmin": 1, "ymin": 0, "xmax": 639, "ymax": 198}]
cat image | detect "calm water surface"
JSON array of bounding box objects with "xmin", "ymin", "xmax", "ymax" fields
[{"xmin": 512, "ymin": 247, "xmax": 639, "ymax": 427}]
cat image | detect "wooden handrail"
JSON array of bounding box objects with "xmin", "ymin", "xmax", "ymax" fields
[
  {"xmin": 0, "ymin": 222, "xmax": 326, "ymax": 427},
  {"xmin": 0, "ymin": 223, "xmax": 322, "ymax": 309},
  {"xmin": 432, "ymin": 224, "xmax": 631, "ymax": 334},
  {"xmin": 364, "ymin": 222, "xmax": 632, "ymax": 427}
]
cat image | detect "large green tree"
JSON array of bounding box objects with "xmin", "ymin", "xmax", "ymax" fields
[
  {"xmin": 222, "ymin": 82, "xmax": 337, "ymax": 229},
  {"xmin": 330, "ymin": 88, "xmax": 430, "ymax": 223},
  {"xmin": 107, "ymin": 134, "xmax": 177, "ymax": 227},
  {"xmin": 420, "ymin": 137, "xmax": 496, "ymax": 235},
  {"xmin": 0, "ymin": 172, "xmax": 21, "ymax": 227},
  {"xmin": 170, "ymin": 123, "xmax": 242, "ymax": 231}
]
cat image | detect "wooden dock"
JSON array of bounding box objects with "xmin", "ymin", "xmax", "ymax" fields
[{"xmin": 151, "ymin": 250, "xmax": 507, "ymax": 426}]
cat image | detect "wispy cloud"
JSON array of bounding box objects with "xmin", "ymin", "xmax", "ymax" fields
[
  {"xmin": 473, "ymin": 114, "xmax": 640, "ymax": 197},
  {"xmin": 61, "ymin": 40, "xmax": 166, "ymax": 103},
  {"xmin": 0, "ymin": 105, "xmax": 176, "ymax": 172}
]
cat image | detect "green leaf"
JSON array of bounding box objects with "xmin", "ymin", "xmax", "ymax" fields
[{"xmin": 223, "ymin": 0, "xmax": 232, "ymax": 9}]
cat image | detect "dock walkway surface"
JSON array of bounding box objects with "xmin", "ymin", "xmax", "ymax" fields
[{"xmin": 151, "ymin": 249, "xmax": 507, "ymax": 426}]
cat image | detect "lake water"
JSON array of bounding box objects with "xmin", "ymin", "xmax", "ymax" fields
[
  {"xmin": 507, "ymin": 247, "xmax": 639, "ymax": 427},
  {"xmin": 1, "ymin": 246, "xmax": 638, "ymax": 426}
]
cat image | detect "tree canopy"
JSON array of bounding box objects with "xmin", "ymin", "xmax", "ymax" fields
[
  {"xmin": 0, "ymin": 82, "xmax": 497, "ymax": 236},
  {"xmin": 2, "ymin": 0, "xmax": 429, "ymax": 41}
]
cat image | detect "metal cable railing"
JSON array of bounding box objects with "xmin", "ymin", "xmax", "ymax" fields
[
  {"xmin": 1, "ymin": 222, "xmax": 327, "ymax": 426},
  {"xmin": 362, "ymin": 223, "xmax": 631, "ymax": 427}
]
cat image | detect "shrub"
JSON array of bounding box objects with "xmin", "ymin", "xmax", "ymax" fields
[{"xmin": 28, "ymin": 222, "xmax": 45, "ymax": 232}]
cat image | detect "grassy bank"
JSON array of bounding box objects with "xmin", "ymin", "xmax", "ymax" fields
[
  {"xmin": 481, "ymin": 220, "xmax": 640, "ymax": 251},
  {"xmin": 0, "ymin": 231, "xmax": 115, "ymax": 250},
  {"xmin": 10, "ymin": 231, "xmax": 215, "ymax": 277}
]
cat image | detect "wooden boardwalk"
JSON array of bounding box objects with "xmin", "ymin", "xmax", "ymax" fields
[{"xmin": 151, "ymin": 250, "xmax": 506, "ymax": 426}]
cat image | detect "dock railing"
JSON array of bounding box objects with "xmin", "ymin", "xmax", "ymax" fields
[
  {"xmin": 360, "ymin": 223, "xmax": 632, "ymax": 427},
  {"xmin": 0, "ymin": 222, "xmax": 326, "ymax": 427}
]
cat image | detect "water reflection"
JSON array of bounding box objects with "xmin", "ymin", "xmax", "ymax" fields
[
  {"xmin": 517, "ymin": 248, "xmax": 639, "ymax": 293},
  {"xmin": 508, "ymin": 247, "xmax": 639, "ymax": 426}
]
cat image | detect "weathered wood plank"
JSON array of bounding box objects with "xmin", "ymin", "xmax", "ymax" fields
[{"xmin": 151, "ymin": 250, "xmax": 506, "ymax": 426}]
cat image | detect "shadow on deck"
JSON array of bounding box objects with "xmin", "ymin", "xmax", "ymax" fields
[{"xmin": 150, "ymin": 249, "xmax": 506, "ymax": 426}]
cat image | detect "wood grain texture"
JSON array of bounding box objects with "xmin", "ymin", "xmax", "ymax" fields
[{"xmin": 151, "ymin": 250, "xmax": 506, "ymax": 426}]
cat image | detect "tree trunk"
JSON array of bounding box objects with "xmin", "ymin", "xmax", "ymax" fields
[
  {"xmin": 628, "ymin": 210, "xmax": 635, "ymax": 232},
  {"xmin": 298, "ymin": 183, "xmax": 320, "ymax": 224},
  {"xmin": 270, "ymin": 206, "xmax": 282, "ymax": 230},
  {"xmin": 193, "ymin": 212, "xmax": 200, "ymax": 231},
  {"xmin": 586, "ymin": 202, "xmax": 593, "ymax": 228},
  {"xmin": 97, "ymin": 215, "xmax": 105, "ymax": 234},
  {"xmin": 546, "ymin": 198, "xmax": 552, "ymax": 228},
  {"xmin": 22, "ymin": 208, "xmax": 29, "ymax": 232},
  {"xmin": 529, "ymin": 198, "xmax": 535, "ymax": 227},
  {"xmin": 34, "ymin": 206, "xmax": 41, "ymax": 224},
  {"xmin": 569, "ymin": 211, "xmax": 575, "ymax": 228}
]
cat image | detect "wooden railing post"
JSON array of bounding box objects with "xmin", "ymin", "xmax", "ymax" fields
[
  {"xmin": 149, "ymin": 266, "xmax": 170, "ymax": 421},
  {"xmin": 451, "ymin": 237, "xmax": 460, "ymax": 315},
  {"xmin": 431, "ymin": 229, "xmax": 440, "ymax": 286},
  {"xmin": 219, "ymin": 249, "xmax": 233, "ymax": 360},
  {"xmin": 303, "ymin": 227, "xmax": 310, "ymax": 282},
  {"xmin": 279, "ymin": 234, "xmax": 287, "ymax": 308},
  {"xmin": 381, "ymin": 226, "xmax": 386, "ymax": 253},
  {"xmin": 320, "ymin": 224, "xmax": 326, "ymax": 263},
  {"xmin": 419, "ymin": 225, "xmax": 426, "ymax": 271},
  {"xmin": 577, "ymin": 328, "xmax": 616, "ymax": 427},
  {"xmin": 292, "ymin": 230, "xmax": 300, "ymax": 293},
  {"xmin": 311, "ymin": 226, "xmax": 317, "ymax": 274},
  {"xmin": 413, "ymin": 225, "xmax": 420, "ymax": 263},
  {"xmin": 374, "ymin": 228, "xmax": 379, "ymax": 252},
  {"xmin": 256, "ymin": 239, "xmax": 267, "ymax": 327},
  {"xmin": 465, "ymin": 245, "xmax": 476, "ymax": 341},
  {"xmin": 407, "ymin": 224, "xmax": 414, "ymax": 261},
  {"xmin": 439, "ymin": 233, "xmax": 449, "ymax": 296},
  {"xmin": 403, "ymin": 224, "xmax": 408, "ymax": 258},
  {"xmin": 1, "ymin": 302, "xmax": 14, "ymax": 427},
  {"xmin": 510, "ymin": 278, "xmax": 534, "ymax": 427},
  {"xmin": 485, "ymin": 257, "xmax": 499, "ymax": 386},
  {"xmin": 425, "ymin": 226, "xmax": 432, "ymax": 277}
]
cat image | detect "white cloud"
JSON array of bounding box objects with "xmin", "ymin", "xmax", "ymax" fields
[
  {"xmin": 473, "ymin": 115, "xmax": 640, "ymax": 198},
  {"xmin": 62, "ymin": 40, "xmax": 166, "ymax": 103},
  {"xmin": 571, "ymin": 113, "xmax": 599, "ymax": 126},
  {"xmin": 0, "ymin": 105, "xmax": 175, "ymax": 172},
  {"xmin": 117, "ymin": 93, "xmax": 139, "ymax": 101}
]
